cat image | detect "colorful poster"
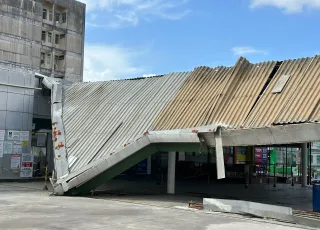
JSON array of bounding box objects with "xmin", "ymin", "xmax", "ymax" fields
[
  {"xmin": 0, "ymin": 141, "xmax": 3, "ymax": 157},
  {"xmin": 4, "ymin": 141, "xmax": 13, "ymax": 154},
  {"xmin": 19, "ymin": 131, "xmax": 30, "ymax": 141},
  {"xmin": 13, "ymin": 141, "xmax": 23, "ymax": 154},
  {"xmin": 7, "ymin": 130, "xmax": 20, "ymax": 141},
  {"xmin": 20, "ymin": 152, "xmax": 34, "ymax": 178},
  {"xmin": 0, "ymin": 130, "xmax": 5, "ymax": 141},
  {"xmin": 11, "ymin": 154, "xmax": 21, "ymax": 170},
  {"xmin": 236, "ymin": 147, "xmax": 247, "ymax": 164}
]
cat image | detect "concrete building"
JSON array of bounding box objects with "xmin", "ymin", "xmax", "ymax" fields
[
  {"xmin": 0, "ymin": 0, "xmax": 85, "ymax": 179},
  {"xmin": 0, "ymin": 0, "xmax": 85, "ymax": 82}
]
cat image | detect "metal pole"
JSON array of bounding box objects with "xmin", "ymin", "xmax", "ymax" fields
[
  {"xmin": 301, "ymin": 143, "xmax": 308, "ymax": 187},
  {"xmin": 285, "ymin": 147, "xmax": 288, "ymax": 178},
  {"xmin": 273, "ymin": 163, "xmax": 276, "ymax": 188},
  {"xmin": 291, "ymin": 165, "xmax": 294, "ymax": 186},
  {"xmin": 43, "ymin": 165, "xmax": 48, "ymax": 190},
  {"xmin": 309, "ymin": 143, "xmax": 312, "ymax": 185}
]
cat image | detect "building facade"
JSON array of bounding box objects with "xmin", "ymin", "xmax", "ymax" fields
[
  {"xmin": 0, "ymin": 0, "xmax": 85, "ymax": 82},
  {"xmin": 0, "ymin": 0, "xmax": 85, "ymax": 179}
]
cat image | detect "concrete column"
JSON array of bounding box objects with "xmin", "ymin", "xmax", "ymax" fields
[
  {"xmin": 301, "ymin": 143, "xmax": 308, "ymax": 187},
  {"xmin": 167, "ymin": 152, "xmax": 176, "ymax": 194}
]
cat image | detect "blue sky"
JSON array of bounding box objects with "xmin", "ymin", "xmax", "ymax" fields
[{"xmin": 78, "ymin": 0, "xmax": 320, "ymax": 82}]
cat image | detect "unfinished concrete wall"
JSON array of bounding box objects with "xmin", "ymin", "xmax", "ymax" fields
[{"xmin": 0, "ymin": 0, "xmax": 85, "ymax": 82}]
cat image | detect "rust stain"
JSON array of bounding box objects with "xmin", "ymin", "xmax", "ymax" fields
[{"xmin": 55, "ymin": 142, "xmax": 65, "ymax": 150}]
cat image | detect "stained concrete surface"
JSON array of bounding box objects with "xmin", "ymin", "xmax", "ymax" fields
[
  {"xmin": 0, "ymin": 182, "xmax": 313, "ymax": 230},
  {"xmin": 96, "ymin": 179, "xmax": 313, "ymax": 211}
]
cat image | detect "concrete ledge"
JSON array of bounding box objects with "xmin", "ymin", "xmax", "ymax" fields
[{"xmin": 203, "ymin": 198, "xmax": 293, "ymax": 222}]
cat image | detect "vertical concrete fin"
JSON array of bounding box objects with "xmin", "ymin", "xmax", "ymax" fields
[
  {"xmin": 215, "ymin": 127, "xmax": 225, "ymax": 179},
  {"xmin": 41, "ymin": 76, "xmax": 69, "ymax": 180}
]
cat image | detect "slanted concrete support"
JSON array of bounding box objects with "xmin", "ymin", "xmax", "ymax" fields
[
  {"xmin": 301, "ymin": 143, "xmax": 308, "ymax": 187},
  {"xmin": 167, "ymin": 152, "xmax": 176, "ymax": 194}
]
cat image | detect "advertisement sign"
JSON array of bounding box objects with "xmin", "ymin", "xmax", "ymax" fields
[
  {"xmin": 20, "ymin": 152, "xmax": 34, "ymax": 178},
  {"xmin": 0, "ymin": 130, "xmax": 5, "ymax": 141},
  {"xmin": 4, "ymin": 141, "xmax": 13, "ymax": 154},
  {"xmin": 11, "ymin": 154, "xmax": 21, "ymax": 170},
  {"xmin": 19, "ymin": 131, "xmax": 30, "ymax": 141},
  {"xmin": 13, "ymin": 141, "xmax": 23, "ymax": 154},
  {"xmin": 7, "ymin": 130, "xmax": 20, "ymax": 141},
  {"xmin": 236, "ymin": 147, "xmax": 247, "ymax": 164}
]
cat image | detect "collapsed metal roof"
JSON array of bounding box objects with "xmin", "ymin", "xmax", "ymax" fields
[{"xmin": 40, "ymin": 56, "xmax": 320, "ymax": 195}]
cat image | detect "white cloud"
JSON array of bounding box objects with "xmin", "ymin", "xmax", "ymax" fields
[
  {"xmin": 79, "ymin": 0, "xmax": 191, "ymax": 28},
  {"xmin": 83, "ymin": 44, "xmax": 147, "ymax": 82},
  {"xmin": 231, "ymin": 46, "xmax": 268, "ymax": 56},
  {"xmin": 250, "ymin": 0, "xmax": 320, "ymax": 13},
  {"xmin": 142, "ymin": 74, "xmax": 157, "ymax": 78}
]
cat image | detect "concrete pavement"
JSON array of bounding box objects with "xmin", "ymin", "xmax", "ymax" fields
[{"xmin": 0, "ymin": 182, "xmax": 315, "ymax": 230}]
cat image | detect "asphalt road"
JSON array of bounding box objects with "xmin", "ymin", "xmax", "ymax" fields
[{"xmin": 0, "ymin": 183, "xmax": 314, "ymax": 230}]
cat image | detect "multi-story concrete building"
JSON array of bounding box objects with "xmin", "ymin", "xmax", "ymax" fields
[
  {"xmin": 0, "ymin": 0, "xmax": 85, "ymax": 82},
  {"xmin": 0, "ymin": 0, "xmax": 85, "ymax": 179}
]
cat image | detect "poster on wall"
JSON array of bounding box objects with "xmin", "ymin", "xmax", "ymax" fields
[
  {"xmin": 21, "ymin": 152, "xmax": 34, "ymax": 162},
  {"xmin": 4, "ymin": 141, "xmax": 13, "ymax": 154},
  {"xmin": 0, "ymin": 130, "xmax": 5, "ymax": 141},
  {"xmin": 20, "ymin": 152, "xmax": 34, "ymax": 178},
  {"xmin": 37, "ymin": 133, "xmax": 46, "ymax": 147},
  {"xmin": 236, "ymin": 147, "xmax": 247, "ymax": 164},
  {"xmin": 7, "ymin": 131, "xmax": 20, "ymax": 141},
  {"xmin": 19, "ymin": 131, "xmax": 29, "ymax": 141},
  {"xmin": 11, "ymin": 154, "xmax": 21, "ymax": 170},
  {"xmin": 13, "ymin": 141, "xmax": 23, "ymax": 154},
  {"xmin": 0, "ymin": 141, "xmax": 3, "ymax": 157}
]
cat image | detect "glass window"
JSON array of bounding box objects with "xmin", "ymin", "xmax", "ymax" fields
[
  {"xmin": 55, "ymin": 13, "xmax": 60, "ymax": 23},
  {"xmin": 40, "ymin": 53, "xmax": 45, "ymax": 64},
  {"xmin": 55, "ymin": 35, "xmax": 59, "ymax": 45},
  {"xmin": 46, "ymin": 53, "xmax": 51, "ymax": 65},
  {"xmin": 41, "ymin": 31, "xmax": 46, "ymax": 42},
  {"xmin": 49, "ymin": 10, "xmax": 53, "ymax": 21},
  {"xmin": 62, "ymin": 12, "xmax": 67, "ymax": 23},
  {"xmin": 42, "ymin": 9, "xmax": 47, "ymax": 20},
  {"xmin": 317, "ymin": 155, "xmax": 320, "ymax": 164},
  {"xmin": 48, "ymin": 32, "xmax": 52, "ymax": 43}
]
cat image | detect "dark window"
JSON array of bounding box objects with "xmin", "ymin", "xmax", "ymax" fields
[
  {"xmin": 60, "ymin": 34, "xmax": 66, "ymax": 39},
  {"xmin": 55, "ymin": 13, "xmax": 60, "ymax": 23},
  {"xmin": 317, "ymin": 155, "xmax": 320, "ymax": 164},
  {"xmin": 48, "ymin": 32, "xmax": 52, "ymax": 43},
  {"xmin": 62, "ymin": 12, "xmax": 67, "ymax": 23},
  {"xmin": 43, "ymin": 9, "xmax": 47, "ymax": 20},
  {"xmin": 41, "ymin": 31, "xmax": 46, "ymax": 42},
  {"xmin": 55, "ymin": 35, "xmax": 59, "ymax": 45},
  {"xmin": 49, "ymin": 10, "xmax": 53, "ymax": 21},
  {"xmin": 58, "ymin": 55, "xmax": 65, "ymax": 60},
  {"xmin": 40, "ymin": 53, "xmax": 45, "ymax": 64},
  {"xmin": 47, "ymin": 53, "xmax": 51, "ymax": 65}
]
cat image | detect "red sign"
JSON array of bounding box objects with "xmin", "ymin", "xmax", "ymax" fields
[{"xmin": 22, "ymin": 162, "xmax": 33, "ymax": 167}]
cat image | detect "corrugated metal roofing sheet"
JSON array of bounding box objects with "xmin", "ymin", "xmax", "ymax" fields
[
  {"xmin": 244, "ymin": 56, "xmax": 320, "ymax": 127},
  {"xmin": 60, "ymin": 55, "xmax": 320, "ymax": 173},
  {"xmin": 153, "ymin": 57, "xmax": 277, "ymax": 130},
  {"xmin": 62, "ymin": 72, "xmax": 190, "ymax": 171}
]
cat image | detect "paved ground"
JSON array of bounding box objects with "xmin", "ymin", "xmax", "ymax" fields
[
  {"xmin": 96, "ymin": 179, "xmax": 313, "ymax": 211},
  {"xmin": 0, "ymin": 182, "xmax": 315, "ymax": 230}
]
